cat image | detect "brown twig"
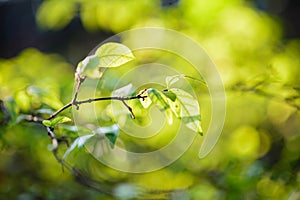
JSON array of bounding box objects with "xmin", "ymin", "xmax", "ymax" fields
[
  {"xmin": 72, "ymin": 73, "xmax": 86, "ymax": 110},
  {"xmin": 122, "ymin": 100, "xmax": 135, "ymax": 119},
  {"xmin": 47, "ymin": 95, "xmax": 146, "ymax": 120},
  {"xmin": 46, "ymin": 126, "xmax": 58, "ymax": 151}
]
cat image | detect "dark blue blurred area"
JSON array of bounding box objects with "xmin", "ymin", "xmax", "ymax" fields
[
  {"xmin": 0, "ymin": 0, "xmax": 299, "ymax": 61},
  {"xmin": 0, "ymin": 0, "xmax": 112, "ymax": 64},
  {"xmin": 251, "ymin": 0, "xmax": 300, "ymax": 38},
  {"xmin": 161, "ymin": 0, "xmax": 180, "ymax": 7}
]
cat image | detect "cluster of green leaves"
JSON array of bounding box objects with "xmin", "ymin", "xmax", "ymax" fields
[
  {"xmin": 31, "ymin": 42, "xmax": 135, "ymax": 155},
  {"xmin": 36, "ymin": 0, "xmax": 153, "ymax": 32},
  {"xmin": 138, "ymin": 83, "xmax": 202, "ymax": 135},
  {"xmin": 0, "ymin": 49, "xmax": 72, "ymax": 129},
  {"xmin": 42, "ymin": 116, "xmax": 72, "ymax": 128},
  {"xmin": 28, "ymin": 42, "xmax": 203, "ymax": 162},
  {"xmin": 0, "ymin": 42, "xmax": 204, "ymax": 200}
]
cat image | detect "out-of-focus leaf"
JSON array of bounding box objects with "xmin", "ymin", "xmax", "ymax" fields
[
  {"xmin": 112, "ymin": 84, "xmax": 134, "ymax": 97},
  {"xmin": 165, "ymin": 74, "xmax": 207, "ymax": 89},
  {"xmin": 26, "ymin": 86, "xmax": 64, "ymax": 110},
  {"xmin": 170, "ymin": 88, "xmax": 203, "ymax": 135},
  {"xmin": 95, "ymin": 42, "xmax": 135, "ymax": 68},
  {"xmin": 34, "ymin": 109, "xmax": 54, "ymax": 115},
  {"xmin": 14, "ymin": 90, "xmax": 31, "ymax": 112},
  {"xmin": 36, "ymin": 0, "xmax": 77, "ymax": 30},
  {"xmin": 113, "ymin": 184, "xmax": 140, "ymax": 200},
  {"xmin": 0, "ymin": 100, "xmax": 11, "ymax": 126},
  {"xmin": 42, "ymin": 120, "xmax": 52, "ymax": 127},
  {"xmin": 51, "ymin": 116, "xmax": 72, "ymax": 126},
  {"xmin": 165, "ymin": 74, "xmax": 185, "ymax": 89},
  {"xmin": 94, "ymin": 124, "xmax": 119, "ymax": 148},
  {"xmin": 58, "ymin": 125, "xmax": 93, "ymax": 138},
  {"xmin": 59, "ymin": 124, "xmax": 79, "ymax": 133},
  {"xmin": 63, "ymin": 134, "xmax": 94, "ymax": 160},
  {"xmin": 41, "ymin": 95, "xmax": 64, "ymax": 110},
  {"xmin": 0, "ymin": 98, "xmax": 19, "ymax": 126},
  {"xmin": 15, "ymin": 114, "xmax": 31, "ymax": 124},
  {"xmin": 63, "ymin": 124, "xmax": 119, "ymax": 160},
  {"xmin": 42, "ymin": 116, "xmax": 71, "ymax": 127},
  {"xmin": 27, "ymin": 86, "xmax": 44, "ymax": 96}
]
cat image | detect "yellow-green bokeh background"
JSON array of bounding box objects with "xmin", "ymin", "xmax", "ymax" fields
[{"xmin": 1, "ymin": 0, "xmax": 300, "ymax": 199}]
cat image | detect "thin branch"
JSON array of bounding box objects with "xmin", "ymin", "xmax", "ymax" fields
[
  {"xmin": 49, "ymin": 142, "xmax": 111, "ymax": 194},
  {"xmin": 20, "ymin": 96, "xmax": 176, "ymax": 198},
  {"xmin": 0, "ymin": 100, "xmax": 11, "ymax": 125},
  {"xmin": 48, "ymin": 103, "xmax": 73, "ymax": 120},
  {"xmin": 47, "ymin": 126, "xmax": 58, "ymax": 151},
  {"xmin": 229, "ymin": 81, "xmax": 300, "ymax": 111},
  {"xmin": 47, "ymin": 94, "xmax": 146, "ymax": 120},
  {"xmin": 122, "ymin": 100, "xmax": 135, "ymax": 119},
  {"xmin": 24, "ymin": 114, "xmax": 44, "ymax": 124},
  {"xmin": 77, "ymin": 95, "xmax": 146, "ymax": 104},
  {"xmin": 72, "ymin": 73, "xmax": 86, "ymax": 110}
]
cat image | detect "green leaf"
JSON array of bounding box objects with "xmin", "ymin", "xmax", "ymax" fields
[
  {"xmin": 15, "ymin": 114, "xmax": 29, "ymax": 124},
  {"xmin": 76, "ymin": 43, "xmax": 135, "ymax": 79},
  {"xmin": 163, "ymin": 90, "xmax": 177, "ymax": 102},
  {"xmin": 95, "ymin": 42, "xmax": 135, "ymax": 68},
  {"xmin": 139, "ymin": 89, "xmax": 152, "ymax": 108},
  {"xmin": 26, "ymin": 85, "xmax": 44, "ymax": 96},
  {"xmin": 51, "ymin": 116, "xmax": 72, "ymax": 126},
  {"xmin": 63, "ymin": 134, "xmax": 94, "ymax": 160},
  {"xmin": 114, "ymin": 184, "xmax": 140, "ymax": 199},
  {"xmin": 0, "ymin": 100, "xmax": 11, "ymax": 126},
  {"xmin": 76, "ymin": 55, "xmax": 102, "ymax": 79},
  {"xmin": 164, "ymin": 96, "xmax": 181, "ymax": 118},
  {"xmin": 14, "ymin": 90, "xmax": 31, "ymax": 112},
  {"xmin": 59, "ymin": 125, "xmax": 93, "ymax": 139},
  {"xmin": 1, "ymin": 98, "xmax": 17, "ymax": 125},
  {"xmin": 26, "ymin": 86, "xmax": 64, "ymax": 110},
  {"xmin": 170, "ymin": 88, "xmax": 203, "ymax": 135},
  {"xmin": 34, "ymin": 109, "xmax": 54, "ymax": 115},
  {"xmin": 165, "ymin": 74, "xmax": 207, "ymax": 89},
  {"xmin": 58, "ymin": 124, "xmax": 79, "ymax": 133},
  {"xmin": 36, "ymin": 1, "xmax": 77, "ymax": 30},
  {"xmin": 42, "ymin": 120, "xmax": 52, "ymax": 127},
  {"xmin": 62, "ymin": 124, "xmax": 120, "ymax": 160},
  {"xmin": 94, "ymin": 124, "xmax": 119, "ymax": 148},
  {"xmin": 112, "ymin": 84, "xmax": 134, "ymax": 96},
  {"xmin": 166, "ymin": 74, "xmax": 185, "ymax": 89},
  {"xmin": 140, "ymin": 88, "xmax": 173, "ymax": 124},
  {"xmin": 42, "ymin": 116, "xmax": 71, "ymax": 127}
]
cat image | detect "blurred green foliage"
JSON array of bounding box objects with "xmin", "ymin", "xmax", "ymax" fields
[{"xmin": 1, "ymin": 0, "xmax": 300, "ymax": 199}]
